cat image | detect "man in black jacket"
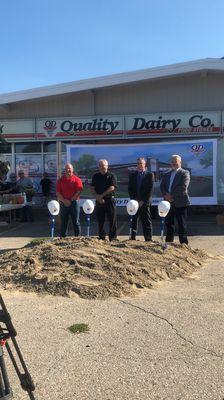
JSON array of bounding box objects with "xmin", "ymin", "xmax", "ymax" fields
[
  {"xmin": 91, "ymin": 159, "xmax": 117, "ymax": 241},
  {"xmin": 128, "ymin": 157, "xmax": 154, "ymax": 241}
]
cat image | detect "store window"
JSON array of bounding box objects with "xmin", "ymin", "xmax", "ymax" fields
[
  {"xmin": 61, "ymin": 142, "xmax": 67, "ymax": 152},
  {"xmin": 15, "ymin": 142, "xmax": 41, "ymax": 153},
  {"xmin": 0, "ymin": 143, "xmax": 11, "ymax": 154},
  {"xmin": 61, "ymin": 142, "xmax": 70, "ymax": 172},
  {"xmin": 44, "ymin": 154, "xmax": 57, "ymax": 174},
  {"xmin": 15, "ymin": 155, "xmax": 42, "ymax": 175},
  {"xmin": 15, "ymin": 142, "xmax": 42, "ymax": 202},
  {"xmin": 43, "ymin": 142, "xmax": 56, "ymax": 153}
]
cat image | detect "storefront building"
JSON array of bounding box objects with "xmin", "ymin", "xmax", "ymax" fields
[{"xmin": 1, "ymin": 58, "xmax": 224, "ymax": 205}]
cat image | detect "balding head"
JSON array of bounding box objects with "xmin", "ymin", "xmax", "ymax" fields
[
  {"xmin": 171, "ymin": 155, "xmax": 182, "ymax": 170},
  {"xmin": 98, "ymin": 159, "xmax": 108, "ymax": 175},
  {"xmin": 65, "ymin": 163, "xmax": 74, "ymax": 177}
]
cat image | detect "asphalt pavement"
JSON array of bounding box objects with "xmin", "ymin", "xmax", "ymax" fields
[{"xmin": 0, "ymin": 211, "xmax": 223, "ymax": 400}]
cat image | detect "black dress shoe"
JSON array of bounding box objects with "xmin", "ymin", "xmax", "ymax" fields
[{"xmin": 166, "ymin": 237, "xmax": 174, "ymax": 243}]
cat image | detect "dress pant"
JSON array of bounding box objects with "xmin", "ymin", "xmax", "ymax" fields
[
  {"xmin": 42, "ymin": 193, "xmax": 51, "ymax": 206},
  {"xmin": 20, "ymin": 194, "xmax": 34, "ymax": 222},
  {"xmin": 60, "ymin": 200, "xmax": 80, "ymax": 238},
  {"xmin": 95, "ymin": 197, "xmax": 117, "ymax": 241},
  {"xmin": 131, "ymin": 203, "xmax": 152, "ymax": 241},
  {"xmin": 165, "ymin": 205, "xmax": 188, "ymax": 244},
  {"xmin": 20, "ymin": 205, "xmax": 34, "ymax": 222}
]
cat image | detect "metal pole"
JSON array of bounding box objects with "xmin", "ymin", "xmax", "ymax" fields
[
  {"xmin": 0, "ymin": 346, "xmax": 12, "ymax": 399},
  {"xmin": 129, "ymin": 217, "xmax": 132, "ymax": 239},
  {"xmin": 50, "ymin": 217, "xmax": 55, "ymax": 240},
  {"xmin": 86, "ymin": 215, "xmax": 90, "ymax": 237},
  {"xmin": 160, "ymin": 217, "xmax": 167, "ymax": 250}
]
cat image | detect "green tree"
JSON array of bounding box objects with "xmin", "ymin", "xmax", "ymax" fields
[
  {"xmin": 75, "ymin": 154, "xmax": 97, "ymax": 174},
  {"xmin": 199, "ymin": 150, "xmax": 213, "ymax": 168}
]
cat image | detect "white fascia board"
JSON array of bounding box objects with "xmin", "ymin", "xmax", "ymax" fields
[{"xmin": 0, "ymin": 58, "xmax": 224, "ymax": 105}]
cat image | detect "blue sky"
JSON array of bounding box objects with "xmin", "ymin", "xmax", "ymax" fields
[{"xmin": 1, "ymin": 0, "xmax": 224, "ymax": 93}]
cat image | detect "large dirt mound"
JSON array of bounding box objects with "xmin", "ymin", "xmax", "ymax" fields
[{"xmin": 0, "ymin": 238, "xmax": 207, "ymax": 299}]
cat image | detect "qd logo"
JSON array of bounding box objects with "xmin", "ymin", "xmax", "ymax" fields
[
  {"xmin": 43, "ymin": 120, "xmax": 57, "ymax": 137},
  {"xmin": 190, "ymin": 144, "xmax": 205, "ymax": 156}
]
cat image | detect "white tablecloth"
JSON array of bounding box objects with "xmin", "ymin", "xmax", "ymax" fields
[{"xmin": 0, "ymin": 204, "xmax": 25, "ymax": 212}]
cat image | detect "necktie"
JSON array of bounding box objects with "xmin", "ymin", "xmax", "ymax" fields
[{"xmin": 137, "ymin": 172, "xmax": 144, "ymax": 193}]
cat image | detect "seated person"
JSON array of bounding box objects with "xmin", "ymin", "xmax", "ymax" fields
[
  {"xmin": 7, "ymin": 172, "xmax": 19, "ymax": 194},
  {"xmin": 17, "ymin": 170, "xmax": 35, "ymax": 222}
]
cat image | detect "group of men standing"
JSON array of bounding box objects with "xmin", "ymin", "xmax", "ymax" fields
[{"xmin": 56, "ymin": 154, "xmax": 190, "ymax": 244}]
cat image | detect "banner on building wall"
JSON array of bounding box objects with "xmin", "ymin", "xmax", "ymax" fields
[
  {"xmin": 125, "ymin": 111, "xmax": 221, "ymax": 136},
  {"xmin": 67, "ymin": 139, "xmax": 217, "ymax": 206},
  {"xmin": 0, "ymin": 120, "xmax": 34, "ymax": 139},
  {"xmin": 0, "ymin": 111, "xmax": 222, "ymax": 141},
  {"xmin": 36, "ymin": 116, "xmax": 124, "ymax": 139}
]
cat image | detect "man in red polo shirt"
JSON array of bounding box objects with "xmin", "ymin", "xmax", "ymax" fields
[{"xmin": 56, "ymin": 163, "xmax": 83, "ymax": 238}]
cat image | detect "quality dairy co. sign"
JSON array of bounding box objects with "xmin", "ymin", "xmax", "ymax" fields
[
  {"xmin": 36, "ymin": 116, "xmax": 123, "ymax": 138},
  {"xmin": 125, "ymin": 112, "xmax": 221, "ymax": 135},
  {"xmin": 36, "ymin": 112, "xmax": 220, "ymax": 138},
  {"xmin": 0, "ymin": 111, "xmax": 222, "ymax": 141}
]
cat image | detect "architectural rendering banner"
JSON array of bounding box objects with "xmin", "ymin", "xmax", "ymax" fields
[{"xmin": 67, "ymin": 139, "xmax": 217, "ymax": 206}]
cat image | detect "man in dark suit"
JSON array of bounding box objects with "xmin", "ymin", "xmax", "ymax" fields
[
  {"xmin": 160, "ymin": 154, "xmax": 190, "ymax": 244},
  {"xmin": 128, "ymin": 157, "xmax": 154, "ymax": 241}
]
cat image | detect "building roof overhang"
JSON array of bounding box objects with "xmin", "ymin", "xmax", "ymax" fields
[{"xmin": 0, "ymin": 57, "xmax": 224, "ymax": 106}]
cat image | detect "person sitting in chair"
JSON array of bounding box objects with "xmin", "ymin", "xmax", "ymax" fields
[{"xmin": 17, "ymin": 170, "xmax": 35, "ymax": 222}]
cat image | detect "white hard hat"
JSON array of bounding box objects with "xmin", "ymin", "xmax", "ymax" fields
[
  {"xmin": 127, "ymin": 199, "xmax": 139, "ymax": 216},
  {"xmin": 48, "ymin": 200, "xmax": 60, "ymax": 216},
  {"xmin": 158, "ymin": 200, "xmax": 170, "ymax": 217},
  {"xmin": 83, "ymin": 199, "xmax": 94, "ymax": 214}
]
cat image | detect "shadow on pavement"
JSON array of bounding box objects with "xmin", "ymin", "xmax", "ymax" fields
[{"xmin": 0, "ymin": 208, "xmax": 223, "ymax": 245}]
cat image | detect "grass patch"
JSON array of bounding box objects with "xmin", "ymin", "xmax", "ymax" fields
[{"xmin": 68, "ymin": 323, "xmax": 90, "ymax": 334}]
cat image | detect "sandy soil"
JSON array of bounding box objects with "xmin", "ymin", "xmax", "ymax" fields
[{"xmin": 0, "ymin": 237, "xmax": 208, "ymax": 299}]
